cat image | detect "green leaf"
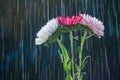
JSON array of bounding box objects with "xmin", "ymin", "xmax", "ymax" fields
[
  {"xmin": 65, "ymin": 75, "xmax": 73, "ymax": 80},
  {"xmin": 63, "ymin": 61, "xmax": 71, "ymax": 72},
  {"xmin": 75, "ymin": 64, "xmax": 80, "ymax": 72},
  {"xmin": 65, "ymin": 76, "xmax": 69, "ymax": 80},
  {"xmin": 81, "ymin": 55, "xmax": 91, "ymax": 70},
  {"xmin": 63, "ymin": 63, "xmax": 68, "ymax": 72},
  {"xmin": 58, "ymin": 50, "xmax": 63, "ymax": 62},
  {"xmin": 57, "ymin": 39, "xmax": 69, "ymax": 63},
  {"xmin": 67, "ymin": 61, "xmax": 71, "ymax": 71},
  {"xmin": 62, "ymin": 46, "xmax": 69, "ymax": 63}
]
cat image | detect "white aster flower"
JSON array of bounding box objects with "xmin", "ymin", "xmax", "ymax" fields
[{"xmin": 35, "ymin": 18, "xmax": 58, "ymax": 45}]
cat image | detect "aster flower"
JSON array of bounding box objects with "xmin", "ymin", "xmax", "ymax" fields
[
  {"xmin": 79, "ymin": 14, "xmax": 104, "ymax": 38},
  {"xmin": 57, "ymin": 14, "xmax": 82, "ymax": 26},
  {"xmin": 35, "ymin": 18, "xmax": 58, "ymax": 45}
]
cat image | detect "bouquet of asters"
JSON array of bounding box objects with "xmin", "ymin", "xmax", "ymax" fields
[{"xmin": 35, "ymin": 13, "xmax": 104, "ymax": 80}]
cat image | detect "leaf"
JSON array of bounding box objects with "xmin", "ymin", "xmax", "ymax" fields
[
  {"xmin": 63, "ymin": 63, "xmax": 68, "ymax": 72},
  {"xmin": 69, "ymin": 76, "xmax": 73, "ymax": 80},
  {"xmin": 63, "ymin": 61, "xmax": 71, "ymax": 72},
  {"xmin": 81, "ymin": 55, "xmax": 91, "ymax": 70},
  {"xmin": 58, "ymin": 50, "xmax": 63, "ymax": 62},
  {"xmin": 57, "ymin": 39, "xmax": 69, "ymax": 63},
  {"xmin": 65, "ymin": 75, "xmax": 73, "ymax": 80},
  {"xmin": 75, "ymin": 64, "xmax": 80, "ymax": 72},
  {"xmin": 67, "ymin": 61, "xmax": 71, "ymax": 71},
  {"xmin": 65, "ymin": 76, "xmax": 69, "ymax": 80}
]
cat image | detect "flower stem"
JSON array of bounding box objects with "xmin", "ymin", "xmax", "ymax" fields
[
  {"xmin": 70, "ymin": 31, "xmax": 74, "ymax": 80},
  {"xmin": 78, "ymin": 30, "xmax": 87, "ymax": 80}
]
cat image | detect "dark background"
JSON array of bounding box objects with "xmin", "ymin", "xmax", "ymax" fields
[{"xmin": 0, "ymin": 0, "xmax": 120, "ymax": 80}]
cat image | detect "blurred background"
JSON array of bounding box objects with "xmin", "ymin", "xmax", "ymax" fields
[{"xmin": 0, "ymin": 0, "xmax": 120, "ymax": 80}]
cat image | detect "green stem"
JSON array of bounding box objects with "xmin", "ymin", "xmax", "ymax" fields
[
  {"xmin": 70, "ymin": 31, "xmax": 74, "ymax": 80},
  {"xmin": 57, "ymin": 38, "xmax": 72, "ymax": 80},
  {"xmin": 78, "ymin": 30, "xmax": 87, "ymax": 80},
  {"xmin": 79, "ymin": 30, "xmax": 87, "ymax": 67}
]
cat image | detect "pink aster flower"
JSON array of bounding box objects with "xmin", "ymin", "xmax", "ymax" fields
[
  {"xmin": 57, "ymin": 14, "xmax": 82, "ymax": 26},
  {"xmin": 79, "ymin": 14, "xmax": 104, "ymax": 38}
]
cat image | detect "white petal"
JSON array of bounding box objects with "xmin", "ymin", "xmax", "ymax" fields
[
  {"xmin": 35, "ymin": 18, "xmax": 58, "ymax": 45},
  {"xmin": 35, "ymin": 38, "xmax": 46, "ymax": 45}
]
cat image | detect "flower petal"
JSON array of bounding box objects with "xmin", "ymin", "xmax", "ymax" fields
[
  {"xmin": 35, "ymin": 18, "xmax": 58, "ymax": 45},
  {"xmin": 79, "ymin": 14, "xmax": 104, "ymax": 37}
]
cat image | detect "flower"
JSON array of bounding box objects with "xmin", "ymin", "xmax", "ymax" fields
[
  {"xmin": 35, "ymin": 18, "xmax": 58, "ymax": 45},
  {"xmin": 79, "ymin": 14, "xmax": 104, "ymax": 38},
  {"xmin": 57, "ymin": 14, "xmax": 82, "ymax": 26},
  {"xmin": 35, "ymin": 14, "xmax": 105, "ymax": 45}
]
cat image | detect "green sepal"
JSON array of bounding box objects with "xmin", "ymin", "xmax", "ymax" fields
[{"xmin": 44, "ymin": 24, "xmax": 86, "ymax": 46}]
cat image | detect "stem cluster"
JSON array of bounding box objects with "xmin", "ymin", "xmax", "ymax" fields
[{"xmin": 57, "ymin": 30, "xmax": 91, "ymax": 80}]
